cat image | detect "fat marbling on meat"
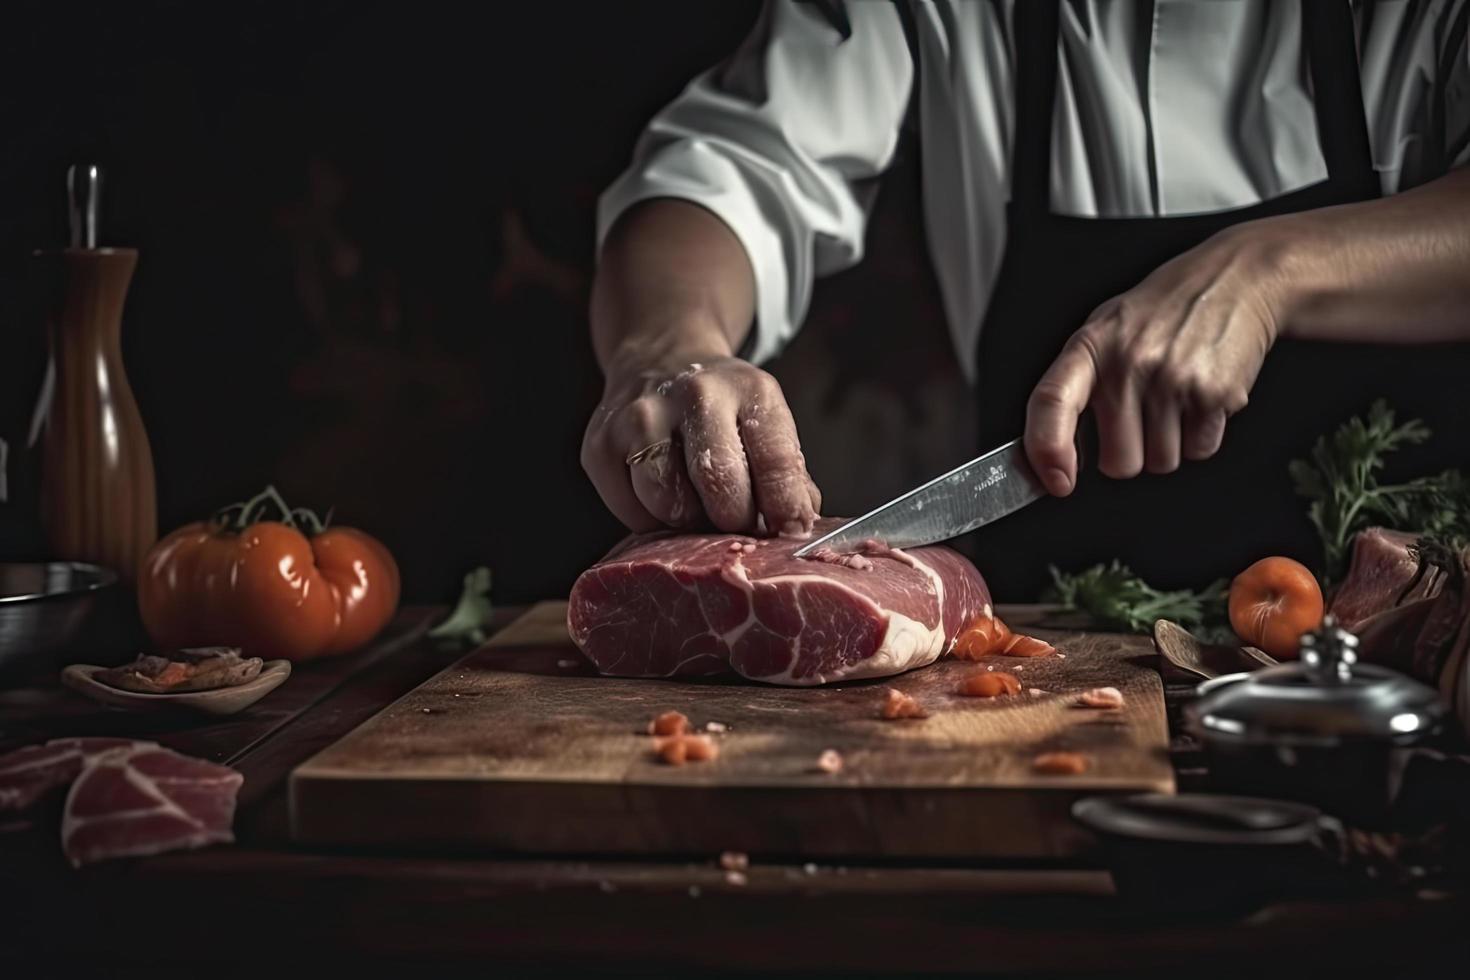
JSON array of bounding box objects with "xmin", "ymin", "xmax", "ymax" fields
[
  {"xmin": 567, "ymin": 519, "xmax": 991, "ymax": 685},
  {"xmin": 61, "ymin": 743, "xmax": 243, "ymax": 867}
]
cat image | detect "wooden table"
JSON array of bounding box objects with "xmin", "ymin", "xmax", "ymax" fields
[{"xmin": 1, "ymin": 606, "xmax": 1465, "ymax": 976}]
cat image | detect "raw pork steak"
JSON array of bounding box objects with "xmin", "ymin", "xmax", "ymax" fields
[
  {"xmin": 567, "ymin": 519, "xmax": 991, "ymax": 685},
  {"xmin": 62, "ymin": 743, "xmax": 243, "ymax": 867}
]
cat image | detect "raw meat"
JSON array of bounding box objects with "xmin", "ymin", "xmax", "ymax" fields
[
  {"xmin": 0, "ymin": 737, "xmax": 150, "ymax": 813},
  {"xmin": 1076, "ymin": 687, "xmax": 1125, "ymax": 709},
  {"xmin": 61, "ymin": 743, "xmax": 243, "ymax": 867},
  {"xmin": 95, "ymin": 647, "xmax": 262, "ymax": 694},
  {"xmin": 1329, "ymin": 528, "xmax": 1444, "ymax": 631},
  {"xmin": 567, "ymin": 519, "xmax": 991, "ymax": 685},
  {"xmin": 879, "ymin": 688, "xmax": 928, "ymax": 719}
]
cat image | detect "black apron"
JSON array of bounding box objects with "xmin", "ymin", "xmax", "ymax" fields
[{"xmin": 966, "ymin": 0, "xmax": 1469, "ymax": 601}]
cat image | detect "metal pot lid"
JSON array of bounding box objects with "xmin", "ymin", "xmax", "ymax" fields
[{"xmin": 1185, "ymin": 616, "xmax": 1444, "ymax": 744}]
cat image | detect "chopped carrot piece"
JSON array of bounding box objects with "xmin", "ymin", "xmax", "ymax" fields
[
  {"xmin": 655, "ymin": 735, "xmax": 688, "ymax": 765},
  {"xmin": 683, "ymin": 734, "xmax": 719, "ymax": 761},
  {"xmin": 647, "ymin": 710, "xmax": 691, "ymax": 736},
  {"xmin": 1032, "ymin": 751, "xmax": 1089, "ymax": 775},
  {"xmin": 957, "ymin": 672, "xmax": 1021, "ymax": 697},
  {"xmin": 654, "ymin": 732, "xmax": 718, "ymax": 765},
  {"xmin": 1000, "ymin": 634, "xmax": 1057, "ymax": 657},
  {"xmin": 952, "ymin": 612, "xmax": 1056, "ymax": 660}
]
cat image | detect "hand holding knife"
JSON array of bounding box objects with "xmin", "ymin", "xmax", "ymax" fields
[{"xmin": 793, "ymin": 427, "xmax": 1089, "ymax": 557}]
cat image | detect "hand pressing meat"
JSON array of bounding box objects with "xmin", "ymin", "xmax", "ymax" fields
[
  {"xmin": 584, "ymin": 201, "xmax": 819, "ymax": 537},
  {"xmin": 583, "ymin": 353, "xmax": 820, "ymax": 537}
]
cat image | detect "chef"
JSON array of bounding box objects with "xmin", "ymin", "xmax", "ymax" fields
[{"xmin": 582, "ymin": 0, "xmax": 1470, "ymax": 598}]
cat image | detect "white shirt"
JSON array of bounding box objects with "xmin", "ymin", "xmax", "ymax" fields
[{"xmin": 597, "ymin": 0, "xmax": 1470, "ymax": 379}]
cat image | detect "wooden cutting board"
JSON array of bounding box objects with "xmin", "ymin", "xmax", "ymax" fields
[{"xmin": 290, "ymin": 602, "xmax": 1173, "ymax": 859}]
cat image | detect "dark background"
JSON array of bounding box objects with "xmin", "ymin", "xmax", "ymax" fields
[
  {"xmin": 0, "ymin": 0, "xmax": 971, "ymax": 605},
  {"xmin": 1, "ymin": 2, "xmax": 1462, "ymax": 607}
]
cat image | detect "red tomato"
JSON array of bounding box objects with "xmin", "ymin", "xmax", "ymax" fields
[{"xmin": 138, "ymin": 487, "xmax": 400, "ymax": 662}]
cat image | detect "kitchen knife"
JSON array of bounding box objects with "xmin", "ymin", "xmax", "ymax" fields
[{"xmin": 792, "ymin": 436, "xmax": 1068, "ymax": 558}]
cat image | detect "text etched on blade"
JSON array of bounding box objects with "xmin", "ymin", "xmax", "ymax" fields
[{"xmin": 975, "ymin": 465, "xmax": 1006, "ymax": 493}]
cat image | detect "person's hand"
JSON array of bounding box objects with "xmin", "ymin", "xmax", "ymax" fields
[
  {"xmin": 1023, "ymin": 223, "xmax": 1290, "ymax": 495},
  {"xmin": 581, "ymin": 345, "xmax": 821, "ymax": 536}
]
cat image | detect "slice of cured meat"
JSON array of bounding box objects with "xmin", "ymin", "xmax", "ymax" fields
[
  {"xmin": 1329, "ymin": 527, "xmax": 1444, "ymax": 631},
  {"xmin": 0, "ymin": 737, "xmax": 151, "ymax": 813},
  {"xmin": 567, "ymin": 519, "xmax": 991, "ymax": 685},
  {"xmin": 61, "ymin": 743, "xmax": 243, "ymax": 867}
]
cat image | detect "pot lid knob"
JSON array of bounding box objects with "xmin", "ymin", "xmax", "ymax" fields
[{"xmin": 1298, "ymin": 615, "xmax": 1357, "ymax": 683}]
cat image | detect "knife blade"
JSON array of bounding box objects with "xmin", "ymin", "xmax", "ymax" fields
[{"xmin": 791, "ymin": 437, "xmax": 1049, "ymax": 557}]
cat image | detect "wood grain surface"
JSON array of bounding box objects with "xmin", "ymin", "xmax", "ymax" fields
[{"xmin": 290, "ymin": 601, "xmax": 1173, "ymax": 859}]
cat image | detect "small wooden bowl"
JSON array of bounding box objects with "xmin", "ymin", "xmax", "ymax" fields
[{"xmin": 61, "ymin": 660, "xmax": 292, "ymax": 716}]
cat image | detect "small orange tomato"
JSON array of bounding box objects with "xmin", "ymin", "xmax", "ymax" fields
[{"xmin": 1228, "ymin": 556, "xmax": 1324, "ymax": 660}]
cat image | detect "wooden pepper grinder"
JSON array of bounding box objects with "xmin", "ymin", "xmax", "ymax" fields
[{"xmin": 37, "ymin": 164, "xmax": 157, "ymax": 584}]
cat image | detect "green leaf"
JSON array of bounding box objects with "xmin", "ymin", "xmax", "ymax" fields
[
  {"xmin": 1289, "ymin": 401, "xmax": 1463, "ymax": 585},
  {"xmin": 428, "ymin": 566, "xmax": 495, "ymax": 647},
  {"xmin": 1045, "ymin": 562, "xmax": 1228, "ymax": 635}
]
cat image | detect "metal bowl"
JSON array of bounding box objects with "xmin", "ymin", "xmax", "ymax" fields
[{"xmin": 0, "ymin": 562, "xmax": 120, "ymax": 679}]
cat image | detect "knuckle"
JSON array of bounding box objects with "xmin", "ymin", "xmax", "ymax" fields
[
  {"xmin": 1069, "ymin": 324, "xmax": 1106, "ymax": 360},
  {"xmin": 748, "ymin": 369, "xmax": 784, "ymax": 402},
  {"xmin": 624, "ymin": 397, "xmax": 662, "ymax": 435},
  {"xmin": 679, "ymin": 371, "xmax": 721, "ymax": 403},
  {"xmin": 1028, "ymin": 380, "xmax": 1071, "ymax": 410},
  {"xmin": 1152, "ymin": 364, "xmax": 1193, "ymax": 398},
  {"xmin": 1123, "ymin": 345, "xmax": 1161, "ymax": 381}
]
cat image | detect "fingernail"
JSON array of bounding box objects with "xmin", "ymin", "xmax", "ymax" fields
[{"xmin": 1044, "ymin": 468, "xmax": 1072, "ymax": 496}]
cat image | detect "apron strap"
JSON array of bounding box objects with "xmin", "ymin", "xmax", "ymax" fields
[
  {"xmin": 1009, "ymin": 0, "xmax": 1061, "ymax": 214},
  {"xmin": 1300, "ymin": 0, "xmax": 1380, "ymax": 197},
  {"xmin": 1011, "ymin": 0, "xmax": 1379, "ymax": 217}
]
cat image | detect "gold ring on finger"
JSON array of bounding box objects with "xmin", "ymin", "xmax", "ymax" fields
[{"xmin": 625, "ymin": 438, "xmax": 676, "ymax": 467}]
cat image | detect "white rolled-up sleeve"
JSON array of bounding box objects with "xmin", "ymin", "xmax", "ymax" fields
[{"xmin": 596, "ymin": 0, "xmax": 914, "ymax": 365}]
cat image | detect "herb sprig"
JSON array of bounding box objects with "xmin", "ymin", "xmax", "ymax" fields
[
  {"xmin": 1044, "ymin": 562, "xmax": 1228, "ymax": 637},
  {"xmin": 1289, "ymin": 400, "xmax": 1469, "ymax": 585}
]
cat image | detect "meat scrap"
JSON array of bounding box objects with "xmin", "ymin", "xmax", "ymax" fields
[
  {"xmin": 568, "ymin": 518, "xmax": 992, "ymax": 685},
  {"xmin": 0, "ymin": 738, "xmax": 150, "ymax": 814},
  {"xmin": 957, "ymin": 672, "xmax": 1021, "ymax": 698},
  {"xmin": 647, "ymin": 710, "xmax": 691, "ymax": 736},
  {"xmin": 655, "ymin": 734, "xmax": 719, "ymax": 766},
  {"xmin": 1032, "ymin": 752, "xmax": 1089, "ymax": 775},
  {"xmin": 62, "ymin": 743, "xmax": 242, "ymax": 867},
  {"xmin": 95, "ymin": 647, "xmax": 261, "ymax": 694},
  {"xmin": 880, "ymin": 688, "xmax": 928, "ymax": 720},
  {"xmin": 1075, "ymin": 687, "xmax": 1125, "ymax": 709},
  {"xmin": 951, "ymin": 613, "xmax": 1057, "ymax": 660},
  {"xmin": 719, "ymin": 851, "xmax": 749, "ymax": 871},
  {"xmin": 815, "ymin": 749, "xmax": 843, "ymax": 774},
  {"xmin": 1329, "ymin": 528, "xmax": 1445, "ymax": 632}
]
